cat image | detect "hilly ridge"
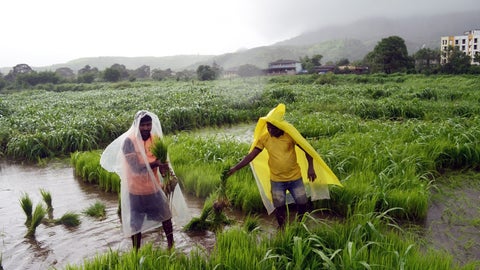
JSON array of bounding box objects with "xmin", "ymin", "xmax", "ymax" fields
[{"xmin": 1, "ymin": 10, "xmax": 478, "ymax": 74}]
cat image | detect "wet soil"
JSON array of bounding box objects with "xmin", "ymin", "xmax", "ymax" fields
[{"xmin": 423, "ymin": 170, "xmax": 480, "ymax": 266}]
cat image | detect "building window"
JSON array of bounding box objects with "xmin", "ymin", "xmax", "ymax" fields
[
  {"xmin": 462, "ymin": 39, "xmax": 466, "ymax": 44},
  {"xmin": 455, "ymin": 40, "xmax": 459, "ymax": 45},
  {"xmin": 462, "ymin": 45, "xmax": 466, "ymax": 51},
  {"xmin": 475, "ymin": 38, "xmax": 478, "ymax": 43},
  {"xmin": 475, "ymin": 45, "xmax": 478, "ymax": 50}
]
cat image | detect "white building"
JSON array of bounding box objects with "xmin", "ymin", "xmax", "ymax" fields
[{"xmin": 441, "ymin": 29, "xmax": 480, "ymax": 65}]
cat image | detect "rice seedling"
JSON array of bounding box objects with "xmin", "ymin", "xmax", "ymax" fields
[
  {"xmin": 83, "ymin": 201, "xmax": 106, "ymax": 219},
  {"xmin": 40, "ymin": 188, "xmax": 53, "ymax": 217},
  {"xmin": 150, "ymin": 136, "xmax": 177, "ymax": 199},
  {"xmin": 242, "ymin": 214, "xmax": 261, "ymax": 232},
  {"xmin": 212, "ymin": 165, "xmax": 231, "ymax": 214},
  {"xmin": 25, "ymin": 204, "xmax": 46, "ymax": 238},
  {"xmin": 19, "ymin": 192, "xmax": 33, "ymax": 226},
  {"xmin": 184, "ymin": 193, "xmax": 233, "ymax": 232},
  {"xmin": 55, "ymin": 211, "xmax": 81, "ymax": 227}
]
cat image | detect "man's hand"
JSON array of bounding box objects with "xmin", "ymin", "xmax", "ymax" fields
[
  {"xmin": 158, "ymin": 162, "xmax": 169, "ymax": 177},
  {"xmin": 307, "ymin": 166, "xmax": 316, "ymax": 182}
]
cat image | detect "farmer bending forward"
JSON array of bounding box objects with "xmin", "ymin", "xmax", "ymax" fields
[{"xmin": 228, "ymin": 103, "xmax": 342, "ymax": 229}]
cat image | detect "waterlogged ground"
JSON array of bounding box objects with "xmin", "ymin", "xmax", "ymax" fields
[
  {"xmin": 0, "ymin": 160, "xmax": 276, "ymax": 270},
  {"xmin": 1, "ymin": 122, "xmax": 479, "ymax": 269},
  {"xmin": 424, "ymin": 170, "xmax": 480, "ymax": 265}
]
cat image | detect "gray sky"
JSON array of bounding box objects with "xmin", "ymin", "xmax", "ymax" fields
[{"xmin": 1, "ymin": 0, "xmax": 478, "ymax": 67}]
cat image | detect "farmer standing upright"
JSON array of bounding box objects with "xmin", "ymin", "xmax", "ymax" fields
[{"xmin": 100, "ymin": 110, "xmax": 188, "ymax": 250}]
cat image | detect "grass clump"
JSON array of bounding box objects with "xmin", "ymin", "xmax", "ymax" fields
[
  {"xmin": 26, "ymin": 204, "xmax": 46, "ymax": 238},
  {"xmin": 40, "ymin": 188, "xmax": 53, "ymax": 219},
  {"xmin": 55, "ymin": 211, "xmax": 81, "ymax": 227},
  {"xmin": 20, "ymin": 193, "xmax": 33, "ymax": 226},
  {"xmin": 83, "ymin": 201, "xmax": 106, "ymax": 219}
]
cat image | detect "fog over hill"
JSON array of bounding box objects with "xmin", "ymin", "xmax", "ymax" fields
[
  {"xmin": 277, "ymin": 10, "xmax": 480, "ymax": 50},
  {"xmin": 1, "ymin": 10, "xmax": 478, "ymax": 74}
]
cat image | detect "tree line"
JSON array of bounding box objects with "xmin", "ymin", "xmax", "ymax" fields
[{"xmin": 1, "ymin": 35, "xmax": 479, "ymax": 91}]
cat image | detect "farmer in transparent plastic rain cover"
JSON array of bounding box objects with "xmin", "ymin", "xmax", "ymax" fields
[{"xmin": 100, "ymin": 110, "xmax": 189, "ymax": 250}]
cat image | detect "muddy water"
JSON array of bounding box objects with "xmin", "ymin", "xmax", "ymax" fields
[{"xmin": 0, "ymin": 160, "xmax": 276, "ymax": 270}]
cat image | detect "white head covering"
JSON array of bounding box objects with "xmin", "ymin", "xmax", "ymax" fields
[{"xmin": 100, "ymin": 110, "xmax": 190, "ymax": 236}]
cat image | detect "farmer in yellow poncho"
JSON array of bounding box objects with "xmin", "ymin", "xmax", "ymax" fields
[{"xmin": 227, "ymin": 103, "xmax": 342, "ymax": 228}]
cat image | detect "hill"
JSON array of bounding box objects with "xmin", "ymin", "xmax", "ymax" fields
[{"xmin": 1, "ymin": 10, "xmax": 478, "ymax": 74}]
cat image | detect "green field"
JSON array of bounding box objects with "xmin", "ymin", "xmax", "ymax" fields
[{"xmin": 1, "ymin": 74, "xmax": 479, "ymax": 269}]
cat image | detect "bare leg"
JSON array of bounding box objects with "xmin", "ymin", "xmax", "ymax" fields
[
  {"xmin": 162, "ymin": 219, "xmax": 174, "ymax": 249},
  {"xmin": 131, "ymin": 232, "xmax": 142, "ymax": 251},
  {"xmin": 274, "ymin": 205, "xmax": 287, "ymax": 229},
  {"xmin": 296, "ymin": 203, "xmax": 307, "ymax": 222}
]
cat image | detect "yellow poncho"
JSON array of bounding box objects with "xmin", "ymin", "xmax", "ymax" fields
[{"xmin": 249, "ymin": 103, "xmax": 343, "ymax": 214}]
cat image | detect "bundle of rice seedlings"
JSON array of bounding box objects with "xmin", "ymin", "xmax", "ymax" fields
[
  {"xmin": 150, "ymin": 136, "xmax": 177, "ymax": 197},
  {"xmin": 243, "ymin": 215, "xmax": 260, "ymax": 232},
  {"xmin": 213, "ymin": 165, "xmax": 231, "ymax": 212},
  {"xmin": 150, "ymin": 136, "xmax": 168, "ymax": 163},
  {"xmin": 55, "ymin": 211, "xmax": 81, "ymax": 227},
  {"xmin": 184, "ymin": 197, "xmax": 214, "ymax": 231},
  {"xmin": 20, "ymin": 193, "xmax": 33, "ymax": 226},
  {"xmin": 26, "ymin": 204, "xmax": 46, "ymax": 238},
  {"xmin": 83, "ymin": 201, "xmax": 106, "ymax": 219},
  {"xmin": 40, "ymin": 189, "xmax": 53, "ymax": 217},
  {"xmin": 185, "ymin": 192, "xmax": 233, "ymax": 232}
]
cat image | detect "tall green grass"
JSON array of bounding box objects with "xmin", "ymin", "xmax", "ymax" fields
[
  {"xmin": 71, "ymin": 150, "xmax": 120, "ymax": 193},
  {"xmin": 5, "ymin": 74, "xmax": 480, "ymax": 268},
  {"xmin": 66, "ymin": 210, "xmax": 476, "ymax": 270}
]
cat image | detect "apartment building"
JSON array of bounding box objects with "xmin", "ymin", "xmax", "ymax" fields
[{"xmin": 440, "ymin": 29, "xmax": 480, "ymax": 65}]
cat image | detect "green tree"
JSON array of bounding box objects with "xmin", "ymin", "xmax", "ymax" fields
[
  {"xmin": 175, "ymin": 69, "xmax": 196, "ymax": 81},
  {"xmin": 196, "ymin": 65, "xmax": 216, "ymax": 81},
  {"xmin": 16, "ymin": 71, "xmax": 60, "ymax": 86},
  {"xmin": 77, "ymin": 65, "xmax": 99, "ymax": 83},
  {"xmin": 414, "ymin": 48, "xmax": 440, "ymax": 74},
  {"xmin": 110, "ymin": 64, "xmax": 130, "ymax": 80},
  {"xmin": 151, "ymin": 68, "xmax": 173, "ymax": 81},
  {"xmin": 474, "ymin": 52, "xmax": 480, "ymax": 64},
  {"xmin": 300, "ymin": 54, "xmax": 323, "ymax": 74},
  {"xmin": 365, "ymin": 36, "xmax": 412, "ymax": 74},
  {"xmin": 0, "ymin": 76, "xmax": 6, "ymax": 90},
  {"xmin": 441, "ymin": 46, "xmax": 471, "ymax": 74},
  {"xmin": 103, "ymin": 67, "xmax": 121, "ymax": 82},
  {"xmin": 132, "ymin": 65, "xmax": 151, "ymax": 79},
  {"xmin": 237, "ymin": 64, "xmax": 263, "ymax": 77},
  {"xmin": 336, "ymin": 58, "xmax": 350, "ymax": 66}
]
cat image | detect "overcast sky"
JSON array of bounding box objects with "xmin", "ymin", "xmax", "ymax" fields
[{"xmin": 1, "ymin": 0, "xmax": 478, "ymax": 67}]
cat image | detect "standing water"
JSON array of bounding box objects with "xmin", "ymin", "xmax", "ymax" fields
[{"xmin": 0, "ymin": 160, "xmax": 268, "ymax": 270}]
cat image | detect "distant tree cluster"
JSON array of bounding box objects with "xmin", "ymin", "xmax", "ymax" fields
[
  {"xmin": 196, "ymin": 62, "xmax": 222, "ymax": 81},
  {"xmin": 2, "ymin": 34, "xmax": 479, "ymax": 92}
]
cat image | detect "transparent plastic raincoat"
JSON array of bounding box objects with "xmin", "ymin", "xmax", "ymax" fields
[{"xmin": 100, "ymin": 110, "xmax": 189, "ymax": 237}]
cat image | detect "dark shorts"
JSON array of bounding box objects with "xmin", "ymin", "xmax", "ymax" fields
[{"xmin": 129, "ymin": 191, "xmax": 165, "ymax": 231}]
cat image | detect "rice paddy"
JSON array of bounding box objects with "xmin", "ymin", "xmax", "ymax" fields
[{"xmin": 2, "ymin": 74, "xmax": 480, "ymax": 269}]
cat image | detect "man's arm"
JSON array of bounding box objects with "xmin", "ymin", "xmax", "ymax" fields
[
  {"xmin": 123, "ymin": 138, "xmax": 160, "ymax": 174},
  {"xmin": 227, "ymin": 147, "xmax": 262, "ymax": 176},
  {"xmin": 298, "ymin": 145, "xmax": 316, "ymax": 182}
]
